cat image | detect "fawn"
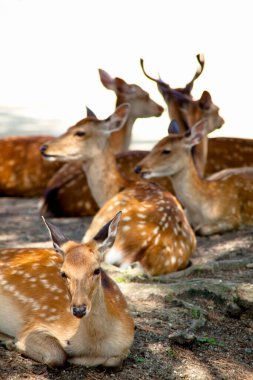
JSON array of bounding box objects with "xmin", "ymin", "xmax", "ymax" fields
[
  {"xmin": 0, "ymin": 212, "xmax": 134, "ymax": 368},
  {"xmin": 140, "ymin": 55, "xmax": 225, "ymax": 176},
  {"xmin": 135, "ymin": 119, "xmax": 253, "ymax": 235},
  {"xmin": 41, "ymin": 69, "xmax": 164, "ymax": 216},
  {"xmin": 40, "ymin": 104, "xmax": 196, "ymax": 275}
]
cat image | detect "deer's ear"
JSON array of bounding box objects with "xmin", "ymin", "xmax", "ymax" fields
[
  {"xmin": 99, "ymin": 69, "xmax": 116, "ymax": 90},
  {"xmin": 42, "ymin": 217, "xmax": 68, "ymax": 256},
  {"xmin": 100, "ymin": 104, "xmax": 130, "ymax": 134},
  {"xmin": 199, "ymin": 91, "xmax": 212, "ymax": 110},
  {"xmin": 184, "ymin": 119, "xmax": 207, "ymax": 148},
  {"xmin": 93, "ymin": 211, "xmax": 121, "ymax": 257},
  {"xmin": 115, "ymin": 77, "xmax": 136, "ymax": 94},
  {"xmin": 168, "ymin": 119, "xmax": 180, "ymax": 135},
  {"xmin": 86, "ymin": 106, "xmax": 97, "ymax": 118}
]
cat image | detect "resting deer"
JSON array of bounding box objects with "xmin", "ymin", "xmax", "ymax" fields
[
  {"xmin": 40, "ymin": 104, "xmax": 196, "ymax": 275},
  {"xmin": 0, "ymin": 213, "xmax": 134, "ymax": 368},
  {"xmin": 140, "ymin": 55, "xmax": 225, "ymax": 176},
  {"xmin": 135, "ymin": 120, "xmax": 253, "ymax": 235},
  {"xmin": 41, "ymin": 69, "xmax": 164, "ymax": 216}
]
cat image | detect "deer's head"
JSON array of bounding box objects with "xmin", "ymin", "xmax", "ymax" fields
[
  {"xmin": 135, "ymin": 119, "xmax": 208, "ymax": 179},
  {"xmin": 42, "ymin": 212, "xmax": 121, "ymax": 318},
  {"xmin": 99, "ymin": 69, "xmax": 163, "ymax": 118},
  {"xmin": 40, "ymin": 104, "xmax": 131, "ymax": 162}
]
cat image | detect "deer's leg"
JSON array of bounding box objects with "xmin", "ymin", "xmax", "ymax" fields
[
  {"xmin": 0, "ymin": 332, "xmax": 15, "ymax": 350},
  {"xmin": 103, "ymin": 355, "xmax": 123, "ymax": 368},
  {"xmin": 69, "ymin": 355, "xmax": 123, "ymax": 368},
  {"xmin": 16, "ymin": 331, "xmax": 67, "ymax": 368},
  {"xmin": 197, "ymin": 221, "xmax": 236, "ymax": 236}
]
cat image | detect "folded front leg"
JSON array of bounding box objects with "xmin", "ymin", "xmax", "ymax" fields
[
  {"xmin": 69, "ymin": 355, "xmax": 123, "ymax": 368},
  {"xmin": 16, "ymin": 331, "xmax": 67, "ymax": 368}
]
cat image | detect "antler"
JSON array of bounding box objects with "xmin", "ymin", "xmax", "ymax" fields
[{"xmin": 184, "ymin": 54, "xmax": 205, "ymax": 94}]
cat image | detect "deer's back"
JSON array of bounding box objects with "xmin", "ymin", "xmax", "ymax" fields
[
  {"xmin": 84, "ymin": 182, "xmax": 196, "ymax": 275},
  {"xmin": 206, "ymin": 137, "xmax": 253, "ymax": 175},
  {"xmin": 0, "ymin": 136, "xmax": 62, "ymax": 196}
]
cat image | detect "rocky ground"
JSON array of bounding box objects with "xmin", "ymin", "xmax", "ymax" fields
[{"xmin": 0, "ymin": 197, "xmax": 253, "ymax": 380}]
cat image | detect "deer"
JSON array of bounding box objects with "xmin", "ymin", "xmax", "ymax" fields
[
  {"xmin": 41, "ymin": 69, "xmax": 164, "ymax": 217},
  {"xmin": 140, "ymin": 55, "xmax": 225, "ymax": 177},
  {"xmin": 40, "ymin": 104, "xmax": 196, "ymax": 275},
  {"xmin": 0, "ymin": 212, "xmax": 134, "ymax": 368},
  {"xmin": 134, "ymin": 119, "xmax": 253, "ymax": 236}
]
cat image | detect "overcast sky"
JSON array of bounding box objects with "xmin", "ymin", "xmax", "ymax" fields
[{"xmin": 0, "ymin": 0, "xmax": 252, "ymax": 146}]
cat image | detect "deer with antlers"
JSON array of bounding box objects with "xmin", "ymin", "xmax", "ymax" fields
[
  {"xmin": 41, "ymin": 69, "xmax": 164, "ymax": 216},
  {"xmin": 40, "ymin": 104, "xmax": 196, "ymax": 275},
  {"xmin": 141, "ymin": 55, "xmax": 253, "ymax": 177},
  {"xmin": 140, "ymin": 55, "xmax": 225, "ymax": 176},
  {"xmin": 135, "ymin": 119, "xmax": 253, "ymax": 235},
  {"xmin": 0, "ymin": 213, "xmax": 134, "ymax": 368}
]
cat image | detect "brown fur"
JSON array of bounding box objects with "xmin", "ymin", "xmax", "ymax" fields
[{"xmin": 0, "ymin": 136, "xmax": 62, "ymax": 196}]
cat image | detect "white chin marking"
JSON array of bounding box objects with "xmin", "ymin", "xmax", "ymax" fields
[
  {"xmin": 43, "ymin": 156, "xmax": 57, "ymax": 162},
  {"xmin": 142, "ymin": 172, "xmax": 153, "ymax": 179},
  {"xmin": 105, "ymin": 248, "xmax": 123, "ymax": 265}
]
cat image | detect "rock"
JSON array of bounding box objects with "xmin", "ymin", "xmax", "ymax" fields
[
  {"xmin": 236, "ymin": 284, "xmax": 253, "ymax": 311},
  {"xmin": 226, "ymin": 302, "xmax": 243, "ymax": 318},
  {"xmin": 169, "ymin": 331, "xmax": 197, "ymax": 346}
]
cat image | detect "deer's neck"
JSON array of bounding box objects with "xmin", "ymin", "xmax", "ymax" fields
[
  {"xmin": 83, "ymin": 148, "xmax": 128, "ymax": 207},
  {"xmin": 109, "ymin": 115, "xmax": 136, "ymax": 153},
  {"xmin": 170, "ymin": 154, "xmax": 211, "ymax": 212},
  {"xmin": 83, "ymin": 285, "xmax": 111, "ymax": 337},
  {"xmin": 191, "ymin": 137, "xmax": 208, "ymax": 177}
]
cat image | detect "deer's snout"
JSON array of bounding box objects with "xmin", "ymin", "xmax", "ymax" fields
[
  {"xmin": 72, "ymin": 304, "xmax": 87, "ymax": 318},
  {"xmin": 156, "ymin": 104, "xmax": 164, "ymax": 116},
  {"xmin": 40, "ymin": 144, "xmax": 48, "ymax": 155}
]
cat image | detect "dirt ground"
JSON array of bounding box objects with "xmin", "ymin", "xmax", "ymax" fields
[{"xmin": 0, "ymin": 197, "xmax": 253, "ymax": 380}]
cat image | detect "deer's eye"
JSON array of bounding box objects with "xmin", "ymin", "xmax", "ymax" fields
[
  {"xmin": 75, "ymin": 131, "xmax": 86, "ymax": 137},
  {"xmin": 162, "ymin": 149, "xmax": 171, "ymax": 155},
  {"xmin": 94, "ymin": 268, "xmax": 101, "ymax": 275},
  {"xmin": 61, "ymin": 271, "xmax": 67, "ymax": 278}
]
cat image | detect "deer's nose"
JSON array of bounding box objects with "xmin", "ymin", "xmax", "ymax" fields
[
  {"xmin": 134, "ymin": 165, "xmax": 142, "ymax": 174},
  {"xmin": 40, "ymin": 144, "xmax": 48, "ymax": 154},
  {"xmin": 72, "ymin": 304, "xmax": 87, "ymax": 318}
]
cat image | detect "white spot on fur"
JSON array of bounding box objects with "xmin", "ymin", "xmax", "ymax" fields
[
  {"xmin": 171, "ymin": 256, "xmax": 177, "ymax": 265},
  {"xmin": 122, "ymin": 216, "xmax": 132, "ymax": 222}
]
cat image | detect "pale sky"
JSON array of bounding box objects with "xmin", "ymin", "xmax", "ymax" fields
[{"xmin": 0, "ymin": 0, "xmax": 252, "ymax": 148}]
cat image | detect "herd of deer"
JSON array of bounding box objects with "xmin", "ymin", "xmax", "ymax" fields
[{"xmin": 0, "ymin": 55, "xmax": 253, "ymax": 369}]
